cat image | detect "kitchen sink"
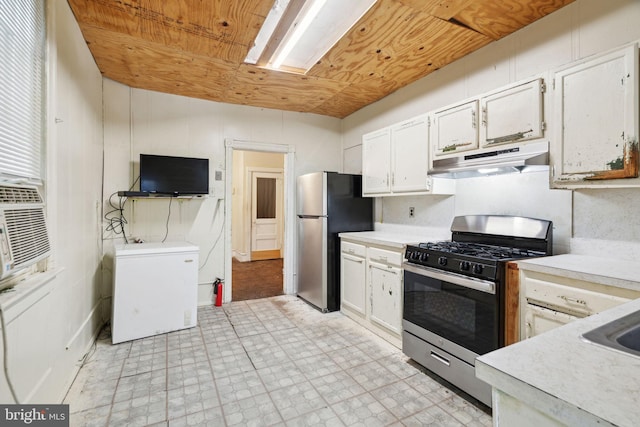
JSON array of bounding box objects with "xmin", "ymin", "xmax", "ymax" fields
[{"xmin": 582, "ymin": 309, "xmax": 640, "ymax": 357}]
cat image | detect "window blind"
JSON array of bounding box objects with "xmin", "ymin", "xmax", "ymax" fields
[{"xmin": 0, "ymin": 0, "xmax": 45, "ymax": 183}]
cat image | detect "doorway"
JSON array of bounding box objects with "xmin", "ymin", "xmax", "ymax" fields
[
  {"xmin": 250, "ymin": 169, "xmax": 283, "ymax": 261},
  {"xmin": 229, "ymin": 147, "xmax": 287, "ymax": 301}
]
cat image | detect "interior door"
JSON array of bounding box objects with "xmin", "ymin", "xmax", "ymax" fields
[{"xmin": 251, "ymin": 171, "xmax": 283, "ymax": 260}]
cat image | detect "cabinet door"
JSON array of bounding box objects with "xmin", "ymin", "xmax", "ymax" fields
[
  {"xmin": 552, "ymin": 44, "xmax": 639, "ymax": 185},
  {"xmin": 432, "ymin": 100, "xmax": 479, "ymax": 156},
  {"xmin": 391, "ymin": 116, "xmax": 430, "ymax": 193},
  {"xmin": 362, "ymin": 128, "xmax": 391, "ymax": 195},
  {"xmin": 369, "ymin": 261, "xmax": 402, "ymax": 335},
  {"xmin": 480, "ymin": 79, "xmax": 544, "ymax": 147},
  {"xmin": 523, "ymin": 304, "xmax": 579, "ymax": 339},
  {"xmin": 341, "ymin": 252, "xmax": 367, "ymax": 316}
]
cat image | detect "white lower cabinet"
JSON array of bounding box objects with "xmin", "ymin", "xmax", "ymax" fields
[
  {"xmin": 520, "ymin": 269, "xmax": 640, "ymax": 339},
  {"xmin": 523, "ymin": 304, "xmax": 579, "ymax": 339},
  {"xmin": 340, "ymin": 238, "xmax": 404, "ymax": 348},
  {"xmin": 369, "ymin": 260, "xmax": 402, "ymax": 335},
  {"xmin": 340, "ymin": 242, "xmax": 367, "ymax": 316}
]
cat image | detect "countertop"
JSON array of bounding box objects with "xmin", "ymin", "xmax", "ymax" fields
[
  {"xmin": 518, "ymin": 253, "xmax": 640, "ymax": 291},
  {"xmin": 339, "ymin": 229, "xmax": 449, "ymax": 249},
  {"xmin": 476, "ymin": 297, "xmax": 640, "ymax": 427}
]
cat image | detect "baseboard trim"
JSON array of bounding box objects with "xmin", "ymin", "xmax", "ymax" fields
[
  {"xmin": 65, "ymin": 301, "xmax": 102, "ymax": 350},
  {"xmin": 250, "ymin": 250, "xmax": 281, "ymax": 261}
]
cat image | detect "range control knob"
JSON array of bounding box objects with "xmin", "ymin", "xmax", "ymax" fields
[
  {"xmin": 438, "ymin": 256, "xmax": 448, "ymax": 266},
  {"xmin": 473, "ymin": 264, "xmax": 484, "ymax": 274},
  {"xmin": 419, "ymin": 252, "xmax": 429, "ymax": 262},
  {"xmin": 410, "ymin": 251, "xmax": 420, "ymax": 260},
  {"xmin": 460, "ymin": 261, "xmax": 470, "ymax": 271}
]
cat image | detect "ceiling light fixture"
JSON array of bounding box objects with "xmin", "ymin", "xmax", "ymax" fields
[
  {"xmin": 271, "ymin": 0, "xmax": 327, "ymax": 69},
  {"xmin": 245, "ymin": 0, "xmax": 377, "ymax": 74}
]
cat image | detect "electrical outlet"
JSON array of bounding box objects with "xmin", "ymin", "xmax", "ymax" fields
[{"xmin": 409, "ymin": 207, "xmax": 415, "ymax": 218}]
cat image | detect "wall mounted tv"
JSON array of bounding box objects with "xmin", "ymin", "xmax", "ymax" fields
[{"xmin": 140, "ymin": 154, "xmax": 209, "ymax": 195}]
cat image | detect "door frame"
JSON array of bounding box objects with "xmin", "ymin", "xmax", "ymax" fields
[
  {"xmin": 247, "ymin": 167, "xmax": 284, "ymax": 260},
  {"xmin": 225, "ymin": 139, "xmax": 295, "ymax": 303}
]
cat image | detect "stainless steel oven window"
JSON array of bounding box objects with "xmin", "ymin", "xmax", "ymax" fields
[
  {"xmin": 416, "ymin": 290, "xmax": 476, "ymax": 333},
  {"xmin": 403, "ymin": 268, "xmax": 499, "ymax": 355}
]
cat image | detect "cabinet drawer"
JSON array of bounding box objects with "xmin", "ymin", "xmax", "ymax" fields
[
  {"xmin": 341, "ymin": 241, "xmax": 366, "ymax": 258},
  {"xmin": 525, "ymin": 277, "xmax": 632, "ymax": 317},
  {"xmin": 367, "ymin": 247, "xmax": 402, "ymax": 267}
]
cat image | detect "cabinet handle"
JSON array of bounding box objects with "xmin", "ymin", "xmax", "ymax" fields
[
  {"xmin": 485, "ymin": 129, "xmax": 532, "ymax": 145},
  {"xmin": 392, "ymin": 172, "xmax": 395, "ymax": 186},
  {"xmin": 481, "ymin": 107, "xmax": 487, "ymax": 127},
  {"xmin": 471, "ymin": 109, "xmax": 476, "ymax": 129},
  {"xmin": 184, "ymin": 259, "xmax": 194, "ymax": 263},
  {"xmin": 388, "ymin": 289, "xmax": 392, "ymax": 296},
  {"xmin": 386, "ymin": 173, "xmax": 389, "ymax": 185},
  {"xmin": 343, "ymin": 254, "xmax": 363, "ymax": 263},
  {"xmin": 559, "ymin": 295, "xmax": 587, "ymax": 305},
  {"xmin": 430, "ymin": 351, "xmax": 450, "ymax": 366}
]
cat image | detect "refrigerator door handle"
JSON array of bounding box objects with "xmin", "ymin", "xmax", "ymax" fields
[{"xmin": 297, "ymin": 214, "xmax": 327, "ymax": 219}]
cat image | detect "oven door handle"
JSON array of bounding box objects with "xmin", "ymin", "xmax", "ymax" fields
[{"xmin": 403, "ymin": 263, "xmax": 496, "ymax": 294}]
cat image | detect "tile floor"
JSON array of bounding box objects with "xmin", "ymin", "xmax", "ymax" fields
[{"xmin": 65, "ymin": 295, "xmax": 492, "ymax": 426}]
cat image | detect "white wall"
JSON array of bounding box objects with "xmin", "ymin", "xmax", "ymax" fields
[
  {"xmin": 0, "ymin": 1, "xmax": 105, "ymax": 403},
  {"xmin": 343, "ymin": 0, "xmax": 640, "ymax": 258},
  {"xmin": 102, "ymin": 86, "xmax": 342, "ymax": 305}
]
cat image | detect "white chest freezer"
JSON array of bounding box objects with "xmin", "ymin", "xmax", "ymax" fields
[{"xmin": 112, "ymin": 242, "xmax": 199, "ymax": 344}]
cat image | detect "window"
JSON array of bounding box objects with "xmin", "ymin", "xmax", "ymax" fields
[{"xmin": 0, "ymin": 0, "xmax": 46, "ymax": 184}]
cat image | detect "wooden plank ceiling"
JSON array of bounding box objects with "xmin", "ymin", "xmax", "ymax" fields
[{"xmin": 68, "ymin": 0, "xmax": 574, "ymax": 118}]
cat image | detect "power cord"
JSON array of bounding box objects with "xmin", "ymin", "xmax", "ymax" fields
[
  {"xmin": 104, "ymin": 192, "xmax": 129, "ymax": 244},
  {"xmin": 0, "ymin": 303, "xmax": 20, "ymax": 403},
  {"xmin": 103, "ymin": 176, "xmax": 140, "ymax": 243},
  {"xmin": 161, "ymin": 196, "xmax": 173, "ymax": 243},
  {"xmin": 199, "ymin": 198, "xmax": 223, "ymax": 271}
]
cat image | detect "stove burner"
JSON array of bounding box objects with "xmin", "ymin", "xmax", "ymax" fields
[{"xmin": 417, "ymin": 241, "xmax": 544, "ymax": 260}]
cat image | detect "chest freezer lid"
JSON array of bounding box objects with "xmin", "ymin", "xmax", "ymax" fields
[{"xmin": 115, "ymin": 241, "xmax": 199, "ymax": 256}]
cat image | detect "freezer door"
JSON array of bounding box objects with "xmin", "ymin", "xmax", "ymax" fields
[
  {"xmin": 296, "ymin": 215, "xmax": 327, "ymax": 311},
  {"xmin": 297, "ymin": 172, "xmax": 326, "ymax": 216}
]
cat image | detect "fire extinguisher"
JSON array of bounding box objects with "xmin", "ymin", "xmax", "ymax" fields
[{"xmin": 213, "ymin": 278, "xmax": 223, "ymax": 307}]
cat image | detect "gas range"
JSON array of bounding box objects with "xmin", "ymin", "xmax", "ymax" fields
[
  {"xmin": 401, "ymin": 215, "xmax": 553, "ymax": 408},
  {"xmin": 405, "ymin": 241, "xmax": 547, "ymax": 282}
]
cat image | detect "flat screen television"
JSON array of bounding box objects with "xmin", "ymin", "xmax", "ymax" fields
[{"xmin": 140, "ymin": 154, "xmax": 209, "ymax": 195}]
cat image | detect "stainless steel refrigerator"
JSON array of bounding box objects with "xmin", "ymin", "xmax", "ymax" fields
[{"xmin": 296, "ymin": 172, "xmax": 373, "ymax": 312}]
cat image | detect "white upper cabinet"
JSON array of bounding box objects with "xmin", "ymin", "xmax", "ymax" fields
[
  {"xmin": 480, "ymin": 78, "xmax": 545, "ymax": 148},
  {"xmin": 362, "ymin": 115, "xmax": 455, "ymax": 197},
  {"xmin": 391, "ymin": 116, "xmax": 430, "ymax": 192},
  {"xmin": 552, "ymin": 44, "xmax": 639, "ymax": 188},
  {"xmin": 362, "ymin": 128, "xmax": 392, "ymax": 195},
  {"xmin": 432, "ymin": 100, "xmax": 479, "ymax": 156}
]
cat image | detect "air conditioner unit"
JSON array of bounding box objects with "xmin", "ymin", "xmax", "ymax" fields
[{"xmin": 0, "ymin": 184, "xmax": 51, "ymax": 279}]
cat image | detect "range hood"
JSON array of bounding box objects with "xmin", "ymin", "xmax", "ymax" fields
[{"xmin": 429, "ymin": 141, "xmax": 549, "ymax": 179}]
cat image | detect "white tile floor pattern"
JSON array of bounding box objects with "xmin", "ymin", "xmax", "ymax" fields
[{"xmin": 65, "ymin": 295, "xmax": 492, "ymax": 427}]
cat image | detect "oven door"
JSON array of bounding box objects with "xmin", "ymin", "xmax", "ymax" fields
[{"xmin": 403, "ymin": 262, "xmax": 500, "ymax": 356}]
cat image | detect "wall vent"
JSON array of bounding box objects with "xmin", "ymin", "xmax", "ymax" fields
[{"xmin": 0, "ymin": 184, "xmax": 50, "ymax": 279}]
